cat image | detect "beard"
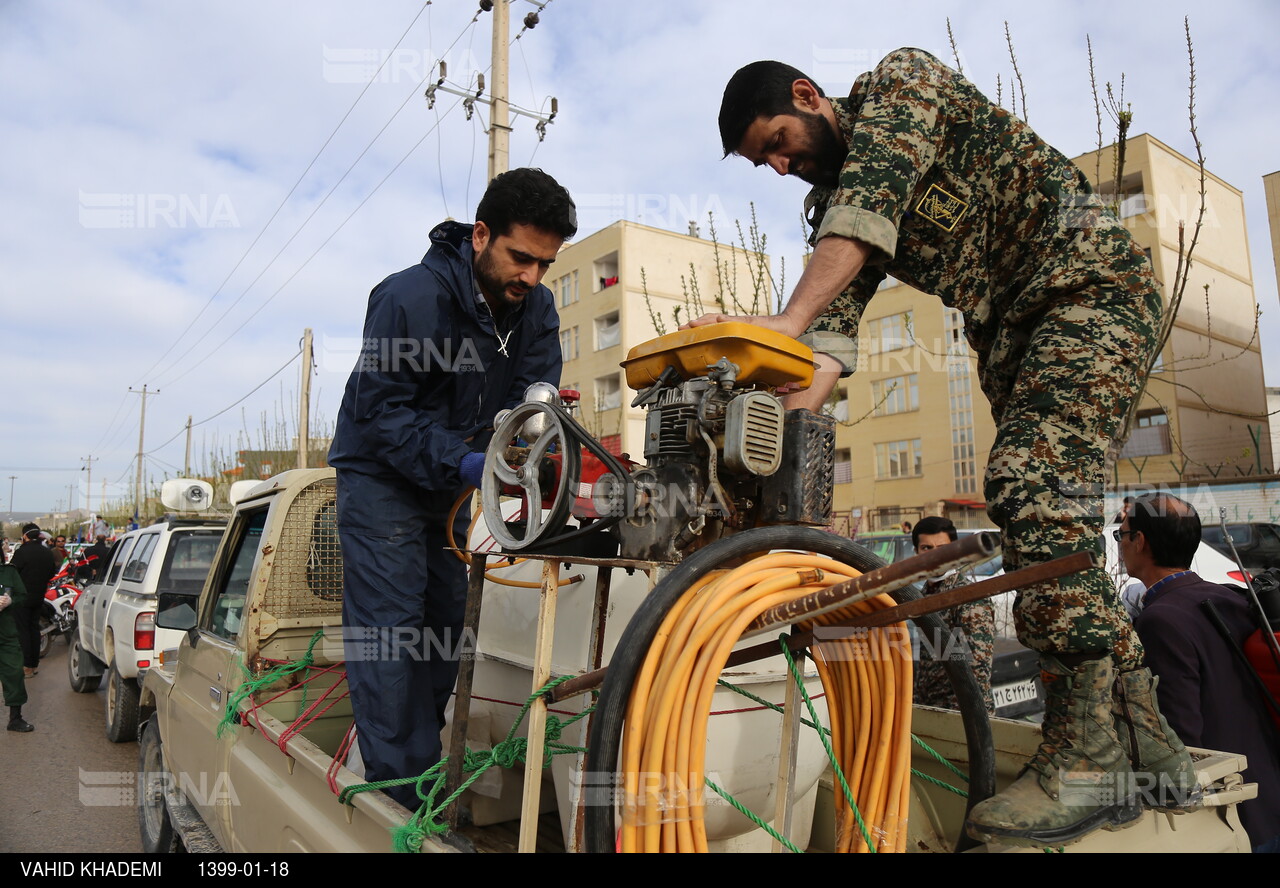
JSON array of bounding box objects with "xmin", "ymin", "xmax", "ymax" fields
[
  {"xmin": 793, "ymin": 110, "xmax": 847, "ymax": 188},
  {"xmin": 474, "ymin": 243, "xmax": 531, "ymax": 313}
]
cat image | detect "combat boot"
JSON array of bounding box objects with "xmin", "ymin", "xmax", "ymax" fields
[
  {"xmin": 965, "ymin": 653, "xmax": 1142, "ymax": 847},
  {"xmin": 1112, "ymin": 667, "xmax": 1200, "ymax": 811}
]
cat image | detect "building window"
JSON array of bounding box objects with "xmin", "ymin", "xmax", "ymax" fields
[
  {"xmin": 557, "ymin": 271, "xmax": 579, "ymax": 308},
  {"xmin": 945, "ymin": 308, "xmax": 978, "ymax": 495},
  {"xmin": 834, "ymin": 448, "xmax": 852, "ymax": 485},
  {"xmin": 594, "ymin": 252, "xmax": 619, "ymax": 293},
  {"xmin": 595, "ymin": 312, "xmax": 621, "ymax": 350},
  {"xmin": 595, "ymin": 374, "xmax": 621, "ymax": 412},
  {"xmin": 560, "ymin": 327, "xmax": 581, "ymax": 360},
  {"xmin": 1120, "ymin": 409, "xmax": 1172, "ymax": 458},
  {"xmin": 559, "ymin": 326, "xmax": 579, "ymax": 362},
  {"xmin": 874, "ymin": 439, "xmax": 922, "ymax": 479},
  {"xmin": 870, "ymin": 374, "xmax": 918, "ymax": 416},
  {"xmin": 866, "ymin": 313, "xmax": 911, "ymax": 356}
]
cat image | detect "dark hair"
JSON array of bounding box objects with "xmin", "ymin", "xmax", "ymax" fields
[
  {"xmin": 1128, "ymin": 493, "xmax": 1200, "ymax": 569},
  {"xmin": 719, "ymin": 60, "xmax": 825, "ymax": 157},
  {"xmin": 475, "ymin": 167, "xmax": 577, "ymax": 240},
  {"xmin": 912, "ymin": 515, "xmax": 958, "ymax": 549}
]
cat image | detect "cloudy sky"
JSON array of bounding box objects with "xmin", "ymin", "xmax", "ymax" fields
[{"xmin": 2, "ymin": 0, "xmax": 1277, "ymax": 516}]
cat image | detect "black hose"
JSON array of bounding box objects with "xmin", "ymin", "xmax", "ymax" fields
[{"xmin": 583, "ymin": 525, "xmax": 995, "ymax": 853}]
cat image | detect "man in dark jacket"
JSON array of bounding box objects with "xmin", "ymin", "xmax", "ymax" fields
[
  {"xmin": 329, "ymin": 168, "xmax": 575, "ymax": 810},
  {"xmin": 1124, "ymin": 493, "xmax": 1280, "ymax": 852},
  {"xmin": 9, "ymin": 524, "xmax": 56, "ymax": 678},
  {"xmin": 81, "ymin": 535, "xmax": 111, "ymax": 581},
  {"xmin": 1, "ymin": 549, "xmax": 33, "ymax": 731}
]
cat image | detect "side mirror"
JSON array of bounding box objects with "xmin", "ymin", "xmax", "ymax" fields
[{"xmin": 156, "ymin": 590, "xmax": 198, "ymax": 633}]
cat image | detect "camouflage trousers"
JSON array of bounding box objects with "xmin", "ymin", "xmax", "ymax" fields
[{"xmin": 983, "ymin": 285, "xmax": 1161, "ymax": 671}]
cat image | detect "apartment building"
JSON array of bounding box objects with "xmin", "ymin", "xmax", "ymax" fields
[{"xmin": 549, "ymin": 219, "xmax": 776, "ymax": 457}]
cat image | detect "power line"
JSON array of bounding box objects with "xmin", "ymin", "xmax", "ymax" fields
[
  {"xmin": 90, "ymin": 391, "xmax": 132, "ymax": 455},
  {"xmin": 133, "ymin": 1, "xmax": 437, "ymax": 389},
  {"xmin": 156, "ymin": 92, "xmax": 468, "ymax": 389},
  {"xmin": 151, "ymin": 11, "xmax": 483, "ymax": 389},
  {"xmin": 147, "ymin": 348, "xmax": 304, "ymax": 455}
]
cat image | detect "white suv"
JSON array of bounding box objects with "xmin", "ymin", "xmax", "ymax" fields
[{"xmin": 70, "ymin": 518, "xmax": 225, "ymax": 741}]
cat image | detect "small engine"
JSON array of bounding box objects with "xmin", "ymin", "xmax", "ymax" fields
[{"xmin": 482, "ymin": 323, "xmax": 836, "ymax": 563}]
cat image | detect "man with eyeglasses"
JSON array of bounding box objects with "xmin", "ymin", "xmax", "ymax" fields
[{"xmin": 1120, "ymin": 492, "xmax": 1280, "ymax": 852}]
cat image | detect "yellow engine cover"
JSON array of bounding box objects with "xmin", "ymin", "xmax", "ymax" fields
[{"xmin": 621, "ymin": 322, "xmax": 815, "ymax": 391}]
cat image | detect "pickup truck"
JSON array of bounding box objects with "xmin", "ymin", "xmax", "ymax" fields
[
  {"xmin": 139, "ymin": 468, "xmax": 1258, "ymax": 854},
  {"xmin": 69, "ymin": 512, "xmax": 224, "ymax": 742}
]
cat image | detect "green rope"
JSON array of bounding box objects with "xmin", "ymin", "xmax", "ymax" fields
[
  {"xmin": 703, "ymin": 778, "xmax": 803, "ymax": 853},
  {"xmin": 778, "ymin": 636, "xmax": 877, "ymax": 853},
  {"xmin": 715, "ymin": 677, "xmax": 827, "ymax": 733},
  {"xmin": 911, "ymin": 733, "xmax": 971, "ymax": 784},
  {"xmin": 339, "ymin": 675, "xmax": 591, "ymax": 851},
  {"xmin": 216, "ymin": 629, "xmax": 325, "ymax": 738},
  {"xmin": 718, "ymin": 669, "xmax": 971, "ymax": 800}
]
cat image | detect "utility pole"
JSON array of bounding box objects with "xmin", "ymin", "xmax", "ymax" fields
[
  {"xmin": 424, "ymin": 2, "xmax": 556, "ymax": 182},
  {"xmin": 130, "ymin": 385, "xmax": 156, "ymax": 518},
  {"xmin": 488, "ymin": 0, "xmax": 511, "ymax": 180},
  {"xmin": 297, "ymin": 329, "xmax": 314, "ymax": 470},
  {"xmin": 82, "ymin": 455, "xmax": 97, "ymax": 519},
  {"xmin": 184, "ymin": 416, "xmax": 193, "ymax": 477},
  {"xmin": 7, "ymin": 476, "xmax": 14, "ymax": 521}
]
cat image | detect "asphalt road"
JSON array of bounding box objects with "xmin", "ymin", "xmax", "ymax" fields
[{"xmin": 0, "ymin": 636, "xmax": 142, "ymax": 854}]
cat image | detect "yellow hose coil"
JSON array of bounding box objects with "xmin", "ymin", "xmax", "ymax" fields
[{"xmin": 619, "ymin": 553, "xmax": 913, "ymax": 853}]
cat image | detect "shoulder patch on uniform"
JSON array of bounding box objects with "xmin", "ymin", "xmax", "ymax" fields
[{"xmin": 915, "ymin": 183, "xmax": 969, "ymax": 232}]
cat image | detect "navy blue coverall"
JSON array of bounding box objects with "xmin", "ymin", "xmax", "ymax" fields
[{"xmin": 329, "ymin": 220, "xmax": 561, "ymax": 809}]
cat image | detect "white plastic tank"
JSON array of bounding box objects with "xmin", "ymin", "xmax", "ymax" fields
[{"xmin": 464, "ymin": 504, "xmax": 831, "ymax": 851}]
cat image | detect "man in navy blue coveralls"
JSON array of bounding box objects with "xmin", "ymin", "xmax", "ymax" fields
[{"xmin": 329, "ymin": 168, "xmax": 576, "ymax": 808}]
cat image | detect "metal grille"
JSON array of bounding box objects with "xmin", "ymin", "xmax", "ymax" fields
[
  {"xmin": 725, "ymin": 392, "xmax": 784, "ymax": 475},
  {"xmin": 261, "ymin": 479, "xmax": 344, "ymax": 619},
  {"xmin": 760, "ymin": 411, "xmax": 835, "ymax": 525},
  {"xmin": 800, "ymin": 414, "xmax": 836, "ymax": 520}
]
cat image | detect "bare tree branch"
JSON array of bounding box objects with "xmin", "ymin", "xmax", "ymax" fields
[
  {"xmin": 947, "ymin": 18, "xmax": 964, "ymax": 75},
  {"xmin": 1005, "ymin": 21, "xmax": 1028, "ymax": 121}
]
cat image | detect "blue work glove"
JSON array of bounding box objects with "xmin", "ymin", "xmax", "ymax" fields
[{"xmin": 459, "ymin": 451, "xmax": 487, "ymax": 490}]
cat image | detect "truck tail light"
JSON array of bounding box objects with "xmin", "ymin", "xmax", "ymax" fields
[{"xmin": 135, "ymin": 612, "xmax": 156, "ymax": 651}]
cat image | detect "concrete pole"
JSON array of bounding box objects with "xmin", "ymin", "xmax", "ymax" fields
[
  {"xmin": 487, "ymin": 0, "xmax": 510, "ymax": 181},
  {"xmin": 184, "ymin": 415, "xmax": 193, "ymax": 477},
  {"xmin": 131, "ymin": 385, "xmax": 155, "ymax": 518},
  {"xmin": 82, "ymin": 455, "xmax": 95, "ymax": 519},
  {"xmin": 298, "ymin": 328, "xmax": 313, "ymax": 470}
]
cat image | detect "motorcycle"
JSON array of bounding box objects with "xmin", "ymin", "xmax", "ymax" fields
[{"xmin": 38, "ymin": 555, "xmax": 95, "ymax": 659}]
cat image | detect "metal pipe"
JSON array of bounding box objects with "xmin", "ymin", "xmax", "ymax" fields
[
  {"xmin": 548, "ymin": 538, "xmax": 1087, "ymax": 700},
  {"xmin": 741, "ymin": 532, "xmax": 998, "ymax": 637},
  {"xmin": 726, "ymin": 550, "xmax": 1096, "ymax": 667}
]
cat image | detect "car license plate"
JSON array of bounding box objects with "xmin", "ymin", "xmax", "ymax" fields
[{"xmin": 992, "ymin": 677, "xmax": 1038, "ymax": 708}]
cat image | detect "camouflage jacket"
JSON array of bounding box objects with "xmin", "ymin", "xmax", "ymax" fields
[
  {"xmin": 912, "ymin": 571, "xmax": 995, "ymax": 713},
  {"xmin": 806, "ymin": 48, "xmax": 1157, "ymax": 415}
]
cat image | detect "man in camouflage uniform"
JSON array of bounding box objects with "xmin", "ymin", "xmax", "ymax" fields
[
  {"xmin": 910, "ymin": 517, "xmax": 995, "ymax": 714},
  {"xmin": 694, "ymin": 48, "xmax": 1194, "ymax": 846}
]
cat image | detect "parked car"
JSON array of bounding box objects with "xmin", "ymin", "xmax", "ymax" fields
[
  {"xmin": 1105, "ymin": 523, "xmax": 1248, "ymax": 620},
  {"xmin": 70, "ymin": 514, "xmax": 225, "ymax": 741},
  {"xmin": 1200, "ymin": 522, "xmax": 1280, "ymax": 573}
]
